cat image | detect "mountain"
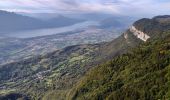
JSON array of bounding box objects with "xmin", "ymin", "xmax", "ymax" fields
[
  {"xmin": 45, "ymin": 15, "xmax": 85, "ymax": 27},
  {"xmin": 68, "ymin": 15, "xmax": 170, "ymax": 100},
  {"xmin": 99, "ymin": 16, "xmax": 137, "ymax": 29},
  {"xmin": 0, "ymin": 15, "xmax": 170, "ymax": 100},
  {"xmin": 0, "ymin": 10, "xmax": 83, "ymax": 34},
  {"xmin": 0, "ymin": 10, "xmax": 45, "ymax": 33},
  {"xmin": 19, "ymin": 12, "xmax": 62, "ymax": 20}
]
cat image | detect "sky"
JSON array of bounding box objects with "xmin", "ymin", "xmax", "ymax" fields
[{"xmin": 0, "ymin": 0, "xmax": 170, "ymax": 17}]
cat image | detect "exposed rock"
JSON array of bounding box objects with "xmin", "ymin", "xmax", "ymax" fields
[{"xmin": 130, "ymin": 26, "xmax": 150, "ymax": 42}]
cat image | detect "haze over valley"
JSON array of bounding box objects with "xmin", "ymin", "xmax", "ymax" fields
[
  {"xmin": 0, "ymin": 0, "xmax": 170, "ymax": 100},
  {"xmin": 0, "ymin": 10, "xmax": 135, "ymax": 64}
]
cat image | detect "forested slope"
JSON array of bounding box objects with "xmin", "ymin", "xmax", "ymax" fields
[{"xmin": 69, "ymin": 31, "xmax": 170, "ymax": 100}]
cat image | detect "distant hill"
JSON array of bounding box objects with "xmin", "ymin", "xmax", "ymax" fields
[
  {"xmin": 19, "ymin": 12, "xmax": 113, "ymax": 21},
  {"xmin": 99, "ymin": 16, "xmax": 137, "ymax": 29},
  {"xmin": 0, "ymin": 10, "xmax": 84, "ymax": 33},
  {"xmin": 18, "ymin": 12, "xmax": 136, "ymax": 30},
  {"xmin": 46, "ymin": 15, "xmax": 85, "ymax": 27}
]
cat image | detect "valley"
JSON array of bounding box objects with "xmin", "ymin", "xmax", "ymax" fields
[
  {"xmin": 0, "ymin": 15, "xmax": 148, "ymax": 99},
  {"xmin": 4, "ymin": 21, "xmax": 99, "ymax": 38},
  {"xmin": 0, "ymin": 26, "xmax": 123, "ymax": 64},
  {"xmin": 0, "ymin": 11, "xmax": 133, "ymax": 99},
  {"xmin": 0, "ymin": 11, "xmax": 132, "ymax": 65},
  {"xmin": 0, "ymin": 0, "xmax": 170, "ymax": 100}
]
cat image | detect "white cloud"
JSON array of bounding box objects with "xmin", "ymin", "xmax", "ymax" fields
[{"xmin": 0, "ymin": 0, "xmax": 170, "ymax": 17}]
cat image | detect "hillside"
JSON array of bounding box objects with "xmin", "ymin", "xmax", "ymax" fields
[
  {"xmin": 69, "ymin": 34, "xmax": 170, "ymax": 100},
  {"xmin": 0, "ymin": 44, "xmax": 100, "ymax": 99},
  {"xmin": 68, "ymin": 16, "xmax": 170, "ymax": 100}
]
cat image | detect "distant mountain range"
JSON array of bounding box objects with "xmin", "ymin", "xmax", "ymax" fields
[
  {"xmin": 21, "ymin": 12, "xmax": 137, "ymax": 29},
  {"xmin": 0, "ymin": 10, "xmax": 84, "ymax": 33},
  {"xmin": 22, "ymin": 12, "xmax": 115, "ymax": 21}
]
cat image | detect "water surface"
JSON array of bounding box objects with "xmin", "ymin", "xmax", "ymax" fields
[{"xmin": 5, "ymin": 21, "xmax": 99, "ymax": 38}]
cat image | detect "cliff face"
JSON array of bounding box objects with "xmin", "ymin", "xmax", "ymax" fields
[
  {"xmin": 130, "ymin": 26, "xmax": 150, "ymax": 42},
  {"xmin": 123, "ymin": 15, "xmax": 170, "ymax": 43},
  {"xmin": 133, "ymin": 16, "xmax": 170, "ymax": 39}
]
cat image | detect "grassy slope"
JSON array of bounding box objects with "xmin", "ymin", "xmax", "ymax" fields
[{"xmin": 68, "ymin": 33, "xmax": 170, "ymax": 100}]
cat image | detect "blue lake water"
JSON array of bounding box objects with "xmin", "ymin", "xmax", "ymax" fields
[{"xmin": 5, "ymin": 21, "xmax": 99, "ymax": 38}]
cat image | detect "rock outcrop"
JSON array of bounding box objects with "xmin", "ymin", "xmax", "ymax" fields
[{"xmin": 130, "ymin": 26, "xmax": 150, "ymax": 42}]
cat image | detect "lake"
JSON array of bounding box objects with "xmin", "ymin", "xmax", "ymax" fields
[{"xmin": 5, "ymin": 21, "xmax": 99, "ymax": 38}]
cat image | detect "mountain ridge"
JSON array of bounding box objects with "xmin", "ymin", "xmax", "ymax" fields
[{"xmin": 67, "ymin": 16, "xmax": 170, "ymax": 100}]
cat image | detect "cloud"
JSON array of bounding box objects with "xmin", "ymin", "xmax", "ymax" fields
[{"xmin": 0, "ymin": 0, "xmax": 170, "ymax": 17}]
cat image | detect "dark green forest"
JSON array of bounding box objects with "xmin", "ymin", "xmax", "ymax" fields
[{"xmin": 69, "ymin": 33, "xmax": 170, "ymax": 100}]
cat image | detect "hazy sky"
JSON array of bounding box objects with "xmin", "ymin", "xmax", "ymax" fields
[{"xmin": 0, "ymin": 0, "xmax": 170, "ymax": 16}]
